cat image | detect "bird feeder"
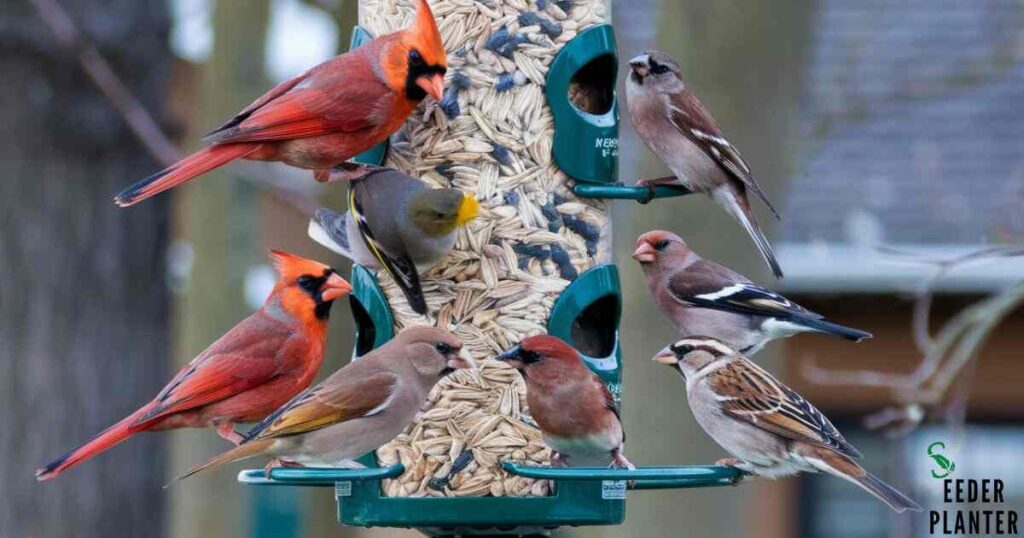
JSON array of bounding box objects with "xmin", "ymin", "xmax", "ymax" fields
[{"xmin": 240, "ymin": 0, "xmax": 737, "ymax": 533}]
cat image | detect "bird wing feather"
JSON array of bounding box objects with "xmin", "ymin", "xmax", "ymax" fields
[
  {"xmin": 708, "ymin": 360, "xmax": 861, "ymax": 459},
  {"xmin": 248, "ymin": 371, "xmax": 400, "ymax": 439},
  {"xmin": 136, "ymin": 314, "xmax": 291, "ymax": 424},
  {"xmin": 350, "ymin": 185, "xmax": 428, "ymax": 314},
  {"xmin": 668, "ymin": 261, "xmax": 820, "ymax": 320},
  {"xmin": 665, "ymin": 92, "xmax": 779, "ymax": 218},
  {"xmin": 204, "ymin": 52, "xmax": 393, "ymax": 144}
]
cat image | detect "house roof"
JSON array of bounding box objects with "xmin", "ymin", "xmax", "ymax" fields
[{"xmin": 779, "ymin": 0, "xmax": 1024, "ymax": 291}]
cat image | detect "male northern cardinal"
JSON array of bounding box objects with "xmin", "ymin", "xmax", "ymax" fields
[
  {"xmin": 308, "ymin": 166, "xmax": 479, "ymax": 315},
  {"xmin": 654, "ymin": 337, "xmax": 921, "ymax": 513},
  {"xmin": 626, "ymin": 50, "xmax": 783, "ymax": 278},
  {"xmin": 633, "ymin": 230, "xmax": 870, "ymax": 354},
  {"xmin": 496, "ymin": 335, "xmax": 633, "ymax": 469},
  {"xmin": 174, "ymin": 327, "xmax": 474, "ymax": 480},
  {"xmin": 36, "ymin": 251, "xmax": 351, "ymax": 480},
  {"xmin": 113, "ymin": 0, "xmax": 447, "ymax": 207}
]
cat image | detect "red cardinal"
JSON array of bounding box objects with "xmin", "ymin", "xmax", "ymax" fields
[
  {"xmin": 35, "ymin": 251, "xmax": 352, "ymax": 481},
  {"xmin": 113, "ymin": 0, "xmax": 447, "ymax": 207}
]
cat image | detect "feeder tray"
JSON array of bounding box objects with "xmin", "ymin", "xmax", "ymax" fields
[{"xmin": 239, "ymin": 266, "xmax": 743, "ymax": 535}]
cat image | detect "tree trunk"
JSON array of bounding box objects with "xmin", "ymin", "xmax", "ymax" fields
[{"xmin": 0, "ymin": 1, "xmax": 172, "ymax": 537}]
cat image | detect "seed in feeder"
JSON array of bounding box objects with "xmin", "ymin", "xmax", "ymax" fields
[
  {"xmin": 440, "ymin": 88, "xmax": 461, "ymax": 119},
  {"xmin": 562, "ymin": 214, "xmax": 600, "ymax": 249},
  {"xmin": 536, "ymin": 0, "xmax": 548, "ymax": 9},
  {"xmin": 540, "ymin": 201, "xmax": 563, "ymax": 232},
  {"xmin": 427, "ymin": 449, "xmax": 474, "ymax": 491},
  {"xmin": 548, "ymin": 243, "xmax": 577, "ymax": 280},
  {"xmin": 435, "ymin": 162, "xmax": 455, "ymax": 180},
  {"xmin": 495, "ymin": 72, "xmax": 516, "ymax": 93},
  {"xmin": 518, "ymin": 12, "xmax": 562, "ymax": 38},
  {"xmin": 554, "ymin": 0, "xmax": 574, "ymax": 12},
  {"xmin": 452, "ymin": 71, "xmax": 471, "ymax": 91},
  {"xmin": 485, "ymin": 26, "xmax": 510, "ymax": 53},
  {"xmin": 491, "ymin": 143, "xmax": 513, "ymax": 166},
  {"xmin": 513, "ymin": 243, "xmax": 551, "ymax": 260},
  {"xmin": 503, "ymin": 190, "xmax": 520, "ymax": 206}
]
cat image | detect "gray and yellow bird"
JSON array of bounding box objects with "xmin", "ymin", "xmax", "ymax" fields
[{"xmin": 308, "ymin": 167, "xmax": 479, "ymax": 314}]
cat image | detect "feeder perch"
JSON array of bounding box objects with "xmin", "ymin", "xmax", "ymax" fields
[{"xmin": 241, "ymin": 0, "xmax": 736, "ymax": 533}]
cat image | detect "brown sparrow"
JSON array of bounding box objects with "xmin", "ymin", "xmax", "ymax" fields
[
  {"xmin": 654, "ymin": 337, "xmax": 921, "ymax": 513},
  {"xmin": 626, "ymin": 50, "xmax": 783, "ymax": 278}
]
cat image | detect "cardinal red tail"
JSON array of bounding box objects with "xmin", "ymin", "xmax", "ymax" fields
[
  {"xmin": 114, "ymin": 143, "xmax": 261, "ymax": 207},
  {"xmin": 35, "ymin": 406, "xmax": 153, "ymax": 481}
]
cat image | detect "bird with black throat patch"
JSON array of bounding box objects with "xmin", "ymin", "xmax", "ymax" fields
[
  {"xmin": 307, "ymin": 166, "xmax": 479, "ymax": 315},
  {"xmin": 36, "ymin": 251, "xmax": 351, "ymax": 481},
  {"xmin": 114, "ymin": 0, "xmax": 447, "ymax": 207},
  {"xmin": 496, "ymin": 335, "xmax": 633, "ymax": 470},
  {"xmin": 633, "ymin": 230, "xmax": 870, "ymax": 355},
  {"xmin": 626, "ymin": 50, "xmax": 783, "ymax": 278},
  {"xmin": 654, "ymin": 336, "xmax": 922, "ymax": 513}
]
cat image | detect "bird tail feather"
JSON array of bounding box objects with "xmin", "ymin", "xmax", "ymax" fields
[
  {"xmin": 798, "ymin": 317, "xmax": 873, "ymax": 342},
  {"xmin": 717, "ymin": 190, "xmax": 784, "ymax": 278},
  {"xmin": 167, "ymin": 438, "xmax": 274, "ymax": 486},
  {"xmin": 114, "ymin": 143, "xmax": 261, "ymax": 207},
  {"xmin": 854, "ymin": 472, "xmax": 923, "ymax": 513},
  {"xmin": 308, "ymin": 209, "xmax": 353, "ymax": 260},
  {"xmin": 36, "ymin": 406, "xmax": 151, "ymax": 481}
]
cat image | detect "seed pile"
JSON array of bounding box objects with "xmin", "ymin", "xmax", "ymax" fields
[{"xmin": 359, "ymin": 0, "xmax": 611, "ymax": 497}]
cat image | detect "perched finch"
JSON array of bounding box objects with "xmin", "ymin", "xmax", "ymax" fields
[
  {"xmin": 633, "ymin": 230, "xmax": 870, "ymax": 354},
  {"xmin": 173, "ymin": 327, "xmax": 474, "ymax": 480},
  {"xmin": 626, "ymin": 50, "xmax": 783, "ymax": 278},
  {"xmin": 497, "ymin": 336, "xmax": 633, "ymax": 469},
  {"xmin": 308, "ymin": 167, "xmax": 479, "ymax": 314},
  {"xmin": 36, "ymin": 251, "xmax": 351, "ymax": 481},
  {"xmin": 114, "ymin": 0, "xmax": 447, "ymax": 207},
  {"xmin": 654, "ymin": 337, "xmax": 922, "ymax": 513}
]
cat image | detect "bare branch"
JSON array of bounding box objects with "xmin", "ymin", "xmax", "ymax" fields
[{"xmin": 28, "ymin": 0, "xmax": 324, "ymax": 216}]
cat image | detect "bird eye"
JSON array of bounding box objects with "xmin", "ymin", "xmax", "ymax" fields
[
  {"xmin": 521, "ymin": 349, "xmax": 542, "ymax": 363},
  {"xmin": 672, "ymin": 343, "xmax": 693, "ymax": 355},
  {"xmin": 653, "ymin": 239, "xmax": 670, "ymax": 251},
  {"xmin": 435, "ymin": 342, "xmax": 452, "ymax": 354},
  {"xmin": 297, "ymin": 275, "xmax": 316, "ymax": 289},
  {"xmin": 408, "ymin": 49, "xmax": 423, "ymax": 64}
]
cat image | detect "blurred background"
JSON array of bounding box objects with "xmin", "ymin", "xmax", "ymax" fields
[{"xmin": 2, "ymin": 0, "xmax": 1022, "ymax": 537}]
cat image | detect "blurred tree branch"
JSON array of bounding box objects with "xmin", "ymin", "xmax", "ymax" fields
[
  {"xmin": 802, "ymin": 246, "xmax": 1024, "ymax": 436},
  {"xmin": 28, "ymin": 0, "xmax": 321, "ymax": 215}
]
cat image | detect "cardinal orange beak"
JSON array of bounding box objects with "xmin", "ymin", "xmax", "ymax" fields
[
  {"xmin": 416, "ymin": 73, "xmax": 445, "ymax": 101},
  {"xmin": 321, "ymin": 272, "xmax": 353, "ymax": 302},
  {"xmin": 631, "ymin": 241, "xmax": 657, "ymax": 263}
]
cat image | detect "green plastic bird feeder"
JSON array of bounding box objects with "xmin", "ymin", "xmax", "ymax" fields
[{"xmin": 239, "ymin": 0, "xmax": 737, "ymax": 534}]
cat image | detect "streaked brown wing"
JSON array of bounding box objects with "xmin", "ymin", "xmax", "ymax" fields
[
  {"xmin": 665, "ymin": 92, "xmax": 778, "ymax": 217},
  {"xmin": 709, "ymin": 360, "xmax": 861, "ymax": 459},
  {"xmin": 252, "ymin": 370, "xmax": 399, "ymax": 439}
]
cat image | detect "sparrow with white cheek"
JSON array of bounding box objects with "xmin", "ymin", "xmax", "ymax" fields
[
  {"xmin": 308, "ymin": 167, "xmax": 479, "ymax": 315},
  {"xmin": 654, "ymin": 337, "xmax": 922, "ymax": 513},
  {"xmin": 496, "ymin": 336, "xmax": 634, "ymax": 469},
  {"xmin": 633, "ymin": 230, "xmax": 870, "ymax": 355},
  {"xmin": 626, "ymin": 50, "xmax": 783, "ymax": 278}
]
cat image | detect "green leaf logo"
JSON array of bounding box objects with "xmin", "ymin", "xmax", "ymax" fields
[{"xmin": 928, "ymin": 441, "xmax": 956, "ymax": 479}]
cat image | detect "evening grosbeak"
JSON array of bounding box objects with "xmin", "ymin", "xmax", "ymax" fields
[
  {"xmin": 626, "ymin": 50, "xmax": 783, "ymax": 278},
  {"xmin": 114, "ymin": 0, "xmax": 447, "ymax": 206},
  {"xmin": 308, "ymin": 166, "xmax": 479, "ymax": 315},
  {"xmin": 174, "ymin": 327, "xmax": 474, "ymax": 481},
  {"xmin": 496, "ymin": 335, "xmax": 633, "ymax": 469},
  {"xmin": 633, "ymin": 230, "xmax": 870, "ymax": 354},
  {"xmin": 655, "ymin": 337, "xmax": 922, "ymax": 513},
  {"xmin": 36, "ymin": 251, "xmax": 351, "ymax": 480}
]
